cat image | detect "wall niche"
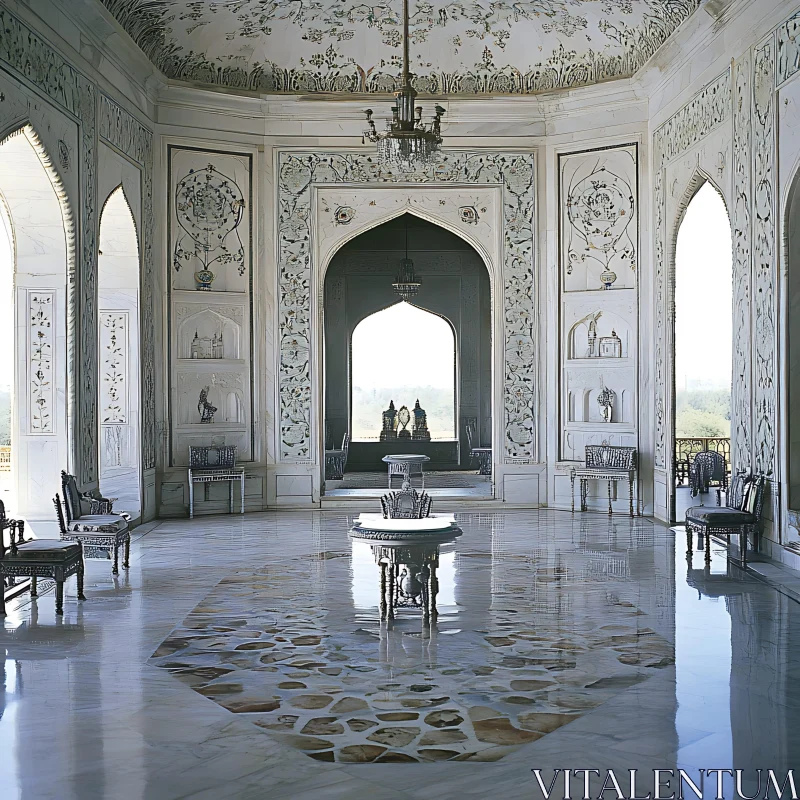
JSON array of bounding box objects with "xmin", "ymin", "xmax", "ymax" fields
[{"xmin": 177, "ymin": 306, "xmax": 242, "ymax": 360}]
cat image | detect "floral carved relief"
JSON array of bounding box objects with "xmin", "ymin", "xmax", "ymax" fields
[
  {"xmin": 28, "ymin": 292, "xmax": 54, "ymax": 434},
  {"xmin": 278, "ymin": 151, "xmax": 536, "ymax": 463}
]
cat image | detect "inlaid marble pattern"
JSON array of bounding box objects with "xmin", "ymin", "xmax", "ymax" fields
[{"xmin": 151, "ymin": 541, "xmax": 673, "ymax": 763}]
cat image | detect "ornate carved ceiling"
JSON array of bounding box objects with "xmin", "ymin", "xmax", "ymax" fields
[{"xmin": 100, "ymin": 0, "xmax": 699, "ymax": 96}]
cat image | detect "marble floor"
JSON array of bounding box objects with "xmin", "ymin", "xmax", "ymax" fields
[{"xmin": 1, "ymin": 509, "xmax": 799, "ymax": 799}]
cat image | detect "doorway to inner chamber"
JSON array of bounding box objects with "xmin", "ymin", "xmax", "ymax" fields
[{"xmin": 323, "ymin": 214, "xmax": 492, "ymax": 495}]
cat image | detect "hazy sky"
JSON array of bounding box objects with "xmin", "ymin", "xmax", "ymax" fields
[
  {"xmin": 352, "ymin": 301, "xmax": 455, "ymax": 389},
  {"xmin": 674, "ymin": 182, "xmax": 733, "ymax": 392}
]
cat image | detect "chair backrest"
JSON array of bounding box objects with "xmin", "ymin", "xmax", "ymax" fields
[
  {"xmin": 189, "ymin": 445, "xmax": 237, "ymax": 470},
  {"xmin": 464, "ymin": 418, "xmax": 476, "ymax": 451},
  {"xmin": 728, "ymin": 472, "xmax": 766, "ymax": 520},
  {"xmin": 61, "ymin": 471, "xmax": 84, "ymax": 522},
  {"xmin": 585, "ymin": 445, "xmax": 637, "ymax": 470},
  {"xmin": 53, "ymin": 493, "xmax": 67, "ymax": 535},
  {"xmin": 693, "ymin": 450, "xmax": 726, "ymax": 480},
  {"xmin": 380, "ymin": 485, "xmax": 433, "ymax": 519}
]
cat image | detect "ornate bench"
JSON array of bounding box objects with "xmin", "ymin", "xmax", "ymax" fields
[
  {"xmin": 60, "ymin": 471, "xmax": 130, "ymax": 574},
  {"xmin": 188, "ymin": 445, "xmax": 245, "ymax": 519},
  {"xmin": 686, "ymin": 472, "xmax": 765, "ymax": 567},
  {"xmin": 570, "ymin": 445, "xmax": 638, "ymax": 517},
  {"xmin": 0, "ymin": 498, "xmax": 85, "ymax": 616}
]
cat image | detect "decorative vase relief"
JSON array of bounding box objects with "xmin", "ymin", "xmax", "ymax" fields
[
  {"xmin": 172, "ymin": 161, "xmax": 246, "ymax": 291},
  {"xmin": 561, "ymin": 146, "xmax": 637, "ymax": 292}
]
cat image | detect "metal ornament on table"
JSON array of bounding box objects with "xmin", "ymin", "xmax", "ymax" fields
[
  {"xmin": 362, "ymin": 0, "xmax": 445, "ymax": 169},
  {"xmin": 198, "ymin": 386, "xmax": 217, "ymax": 423},
  {"xmin": 380, "ymin": 400, "xmax": 398, "ymax": 441},
  {"xmin": 412, "ymin": 399, "xmax": 431, "ymax": 441},
  {"xmin": 597, "ymin": 386, "xmax": 614, "ymax": 423},
  {"xmin": 396, "ymin": 405, "xmax": 412, "ymax": 439}
]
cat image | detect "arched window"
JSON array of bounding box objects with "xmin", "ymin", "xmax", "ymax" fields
[
  {"xmin": 351, "ymin": 302, "xmax": 456, "ymax": 441},
  {"xmin": 674, "ymin": 181, "xmax": 732, "ymax": 514},
  {"xmin": 98, "ymin": 186, "xmax": 141, "ymax": 518}
]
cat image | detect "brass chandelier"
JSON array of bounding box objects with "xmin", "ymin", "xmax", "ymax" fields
[
  {"xmin": 392, "ymin": 215, "xmax": 421, "ymax": 301},
  {"xmin": 363, "ymin": 0, "xmax": 445, "ymax": 169}
]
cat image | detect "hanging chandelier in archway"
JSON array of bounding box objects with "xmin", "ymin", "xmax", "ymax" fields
[
  {"xmin": 392, "ymin": 215, "xmax": 421, "ymax": 301},
  {"xmin": 363, "ymin": 0, "xmax": 445, "ymax": 169}
]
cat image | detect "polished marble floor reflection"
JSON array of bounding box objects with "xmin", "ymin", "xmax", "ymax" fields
[{"xmin": 1, "ymin": 510, "xmax": 799, "ymax": 799}]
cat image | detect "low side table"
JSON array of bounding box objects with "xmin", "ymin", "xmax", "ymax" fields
[
  {"xmin": 381, "ymin": 454, "xmax": 431, "ymax": 489},
  {"xmin": 188, "ymin": 467, "xmax": 245, "ymax": 519}
]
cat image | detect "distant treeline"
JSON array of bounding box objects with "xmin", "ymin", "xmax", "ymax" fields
[
  {"xmin": 352, "ymin": 386, "xmax": 455, "ymax": 441},
  {"xmin": 675, "ymin": 388, "xmax": 730, "ymax": 438}
]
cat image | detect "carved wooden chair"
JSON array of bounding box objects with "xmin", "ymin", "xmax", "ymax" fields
[
  {"xmin": 686, "ymin": 472, "xmax": 765, "ymax": 567},
  {"xmin": 570, "ymin": 445, "xmax": 638, "ymax": 517},
  {"xmin": 688, "ymin": 450, "xmax": 729, "ymax": 504},
  {"xmin": 0, "ymin": 498, "xmax": 85, "ymax": 616},
  {"xmin": 325, "ymin": 432, "xmax": 350, "ymax": 480},
  {"xmin": 380, "ymin": 484, "xmax": 433, "ymax": 520},
  {"xmin": 60, "ymin": 471, "xmax": 130, "ymax": 574},
  {"xmin": 465, "ymin": 418, "xmax": 492, "ymax": 477}
]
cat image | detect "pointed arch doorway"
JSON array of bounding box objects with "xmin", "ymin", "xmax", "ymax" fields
[
  {"xmin": 672, "ymin": 180, "xmax": 733, "ymax": 522},
  {"xmin": 322, "ymin": 214, "xmax": 493, "ymax": 496}
]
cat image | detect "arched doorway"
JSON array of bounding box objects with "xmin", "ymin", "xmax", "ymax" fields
[
  {"xmin": 351, "ymin": 301, "xmax": 457, "ymax": 441},
  {"xmin": 323, "ymin": 214, "xmax": 492, "ymax": 495},
  {"xmin": 0, "ymin": 126, "xmax": 71, "ymax": 522},
  {"xmin": 98, "ymin": 186, "xmax": 141, "ymax": 519},
  {"xmin": 785, "ymin": 168, "xmax": 800, "ymax": 544},
  {"xmin": 673, "ymin": 181, "xmax": 733, "ymax": 521}
]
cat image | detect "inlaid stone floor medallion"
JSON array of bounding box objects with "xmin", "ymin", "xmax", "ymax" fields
[{"xmin": 150, "ymin": 540, "xmax": 674, "ymax": 764}]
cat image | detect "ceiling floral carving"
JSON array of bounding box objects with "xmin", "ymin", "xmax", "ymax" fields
[{"xmin": 100, "ymin": 0, "xmax": 699, "ymax": 95}]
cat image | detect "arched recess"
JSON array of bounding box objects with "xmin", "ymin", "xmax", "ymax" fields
[
  {"xmin": 668, "ymin": 173, "xmax": 733, "ymax": 522},
  {"xmin": 783, "ymin": 164, "xmax": 800, "ymax": 541},
  {"xmin": 98, "ymin": 185, "xmax": 142, "ymax": 518},
  {"xmin": 322, "ymin": 213, "xmax": 492, "ymax": 483},
  {"xmin": 0, "ymin": 124, "xmax": 73, "ymax": 521}
]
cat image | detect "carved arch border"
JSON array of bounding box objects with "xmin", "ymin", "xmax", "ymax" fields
[
  {"xmin": 0, "ymin": 123, "xmax": 76, "ymax": 457},
  {"xmin": 311, "ymin": 194, "xmax": 502, "ymax": 482},
  {"xmin": 276, "ymin": 149, "xmax": 537, "ymax": 467}
]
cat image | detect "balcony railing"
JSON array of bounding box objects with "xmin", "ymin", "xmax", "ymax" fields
[
  {"xmin": 0, "ymin": 446, "xmax": 9, "ymax": 473},
  {"xmin": 674, "ymin": 437, "xmax": 730, "ymax": 486}
]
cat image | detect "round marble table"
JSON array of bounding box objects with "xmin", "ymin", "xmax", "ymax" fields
[{"xmin": 381, "ymin": 454, "xmax": 431, "ymax": 489}]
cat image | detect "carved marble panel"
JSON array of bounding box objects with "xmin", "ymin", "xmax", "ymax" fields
[
  {"xmin": 777, "ymin": 10, "xmax": 800, "ymax": 86},
  {"xmin": 169, "ymin": 148, "xmax": 251, "ymax": 294},
  {"xmin": 99, "ymin": 311, "xmax": 128, "ymax": 424},
  {"xmin": 732, "ymin": 52, "xmax": 753, "ymax": 474},
  {"xmin": 560, "ymin": 145, "xmax": 638, "ymax": 292},
  {"xmin": 27, "ymin": 291, "xmax": 55, "ymax": 435},
  {"xmin": 752, "ymin": 36, "xmax": 777, "ymax": 478},
  {"xmin": 278, "ymin": 151, "xmax": 536, "ymax": 464}
]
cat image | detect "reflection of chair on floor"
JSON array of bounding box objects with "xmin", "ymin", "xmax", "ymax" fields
[
  {"xmin": 465, "ymin": 418, "xmax": 491, "ymax": 477},
  {"xmin": 686, "ymin": 472, "xmax": 765, "ymax": 567},
  {"xmin": 0, "ymin": 498, "xmax": 85, "ymax": 616},
  {"xmin": 688, "ymin": 450, "xmax": 728, "ymax": 504},
  {"xmin": 325, "ymin": 432, "xmax": 350, "ymax": 480}
]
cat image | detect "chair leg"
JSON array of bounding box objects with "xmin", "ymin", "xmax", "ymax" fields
[
  {"xmin": 30, "ymin": 576, "xmax": 38, "ymax": 597},
  {"xmin": 78, "ymin": 561, "xmax": 86, "ymax": 601},
  {"xmin": 629, "ymin": 476, "xmax": 634, "ymax": 517},
  {"xmin": 571, "ymin": 473, "xmax": 575, "ymax": 513},
  {"xmin": 607, "ymin": 481, "xmax": 613, "ymax": 516},
  {"xmin": 55, "ymin": 580, "xmax": 64, "ymax": 615},
  {"xmin": 113, "ymin": 545, "xmax": 119, "ymax": 575},
  {"xmin": 0, "ymin": 577, "xmax": 5, "ymax": 615},
  {"xmin": 580, "ymin": 479, "xmax": 588, "ymax": 512},
  {"xmin": 240, "ymin": 475, "xmax": 245, "ymax": 515},
  {"xmin": 686, "ymin": 528, "xmax": 692, "ymax": 554},
  {"xmin": 741, "ymin": 530, "xmax": 747, "ymax": 568},
  {"xmin": 124, "ymin": 535, "xmax": 130, "ymax": 569},
  {"xmin": 189, "ymin": 478, "xmax": 194, "ymax": 519},
  {"xmin": 705, "ymin": 531, "xmax": 712, "ymax": 564}
]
